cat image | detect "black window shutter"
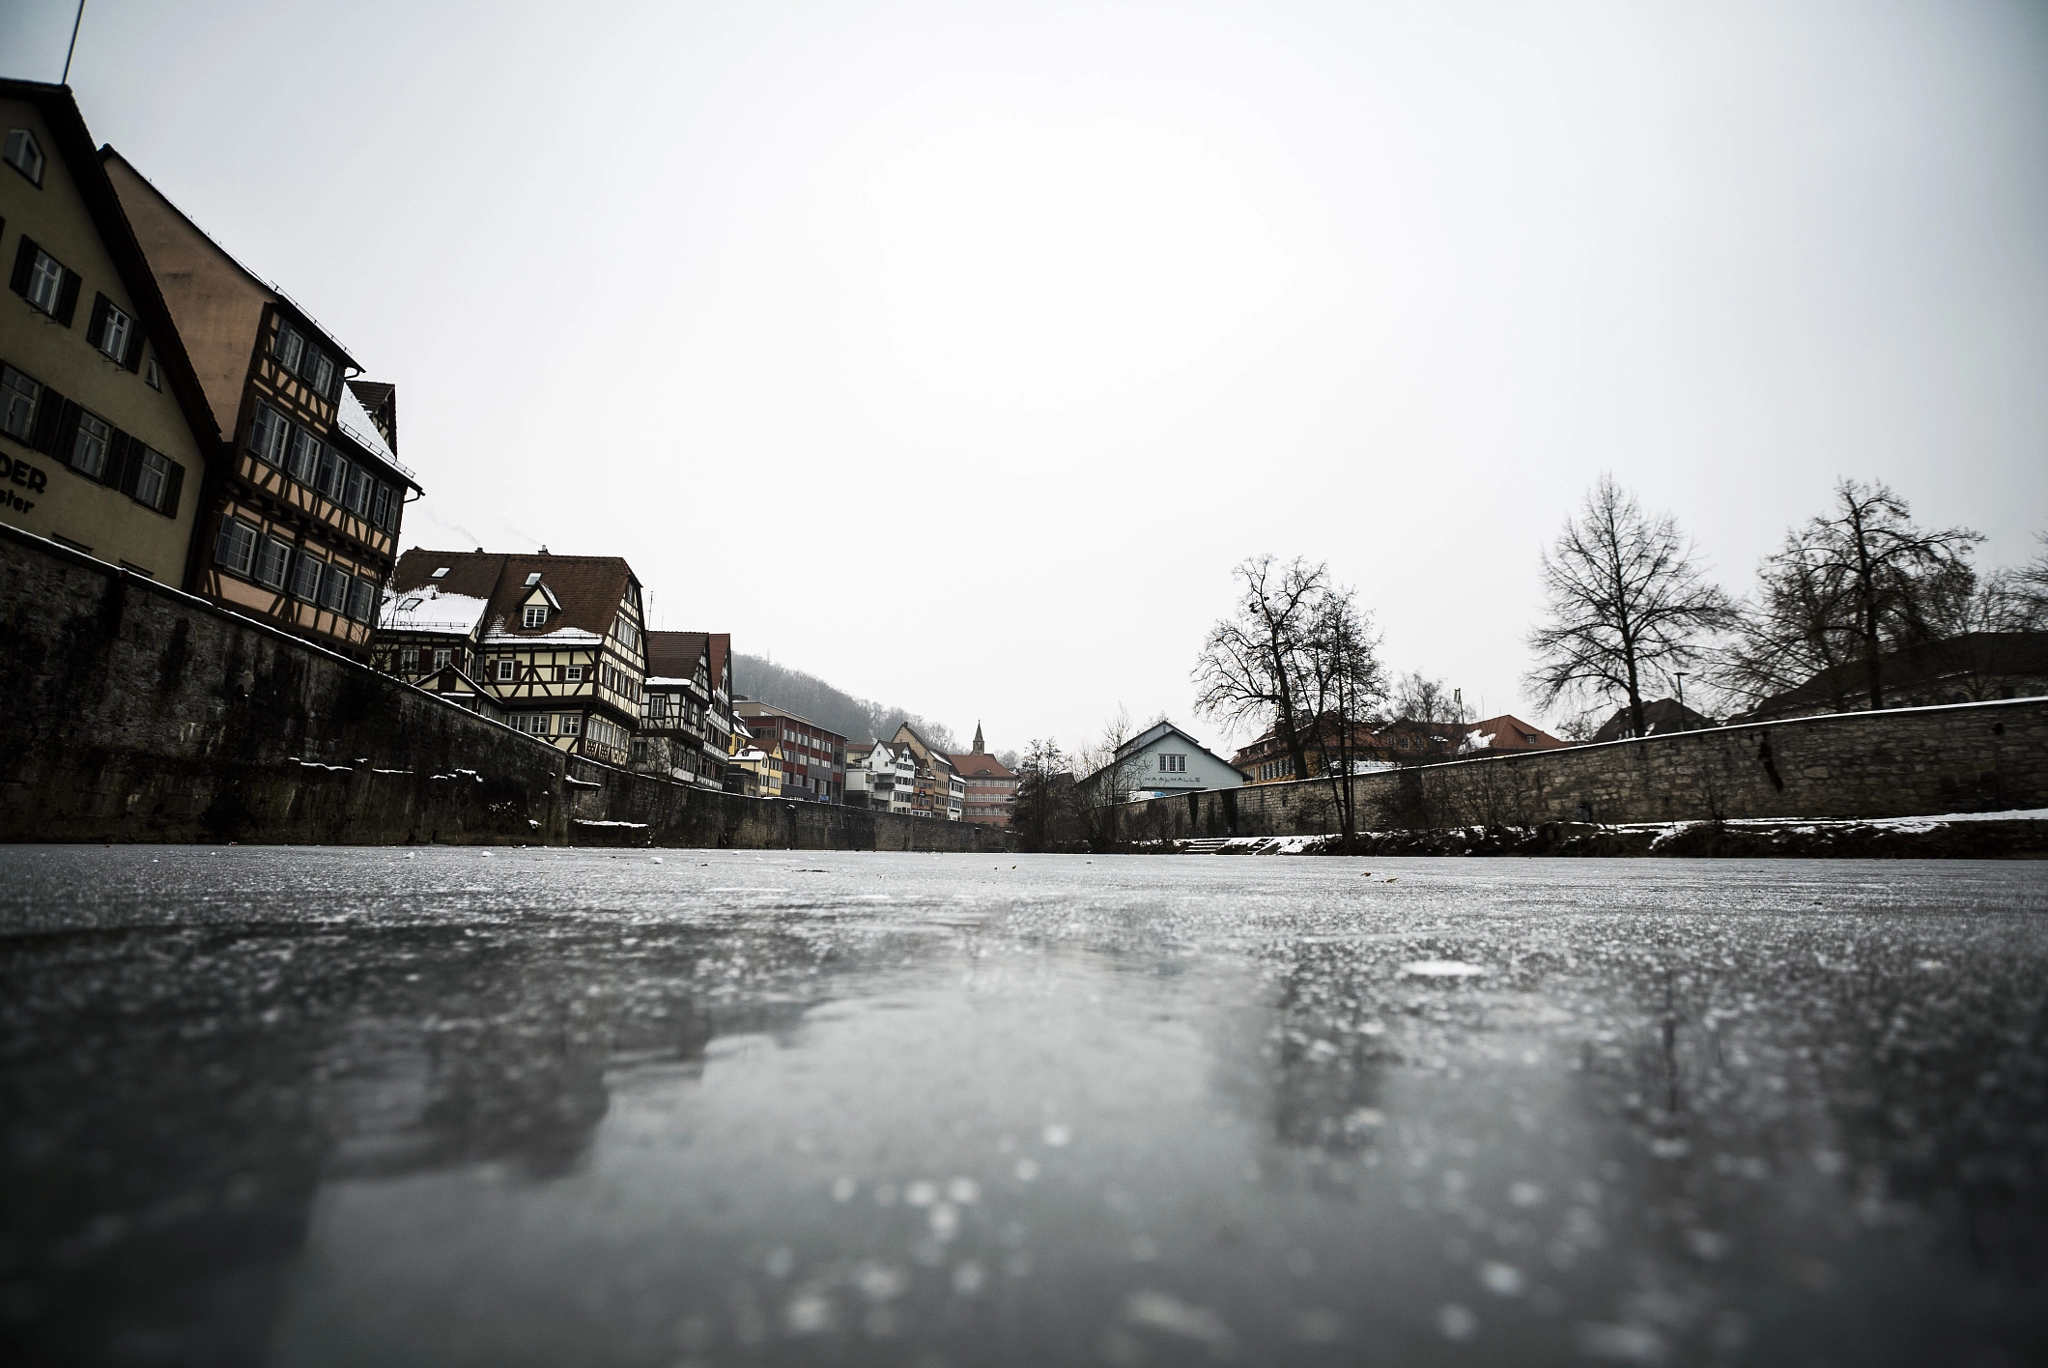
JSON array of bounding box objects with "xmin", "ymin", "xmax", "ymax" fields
[
  {"xmin": 29, "ymin": 385, "xmax": 67, "ymax": 454},
  {"xmin": 102, "ymin": 430, "xmax": 132, "ymax": 490},
  {"xmin": 123, "ymin": 329, "xmax": 144, "ymax": 372},
  {"xmin": 8, "ymin": 236, "xmax": 35, "ymax": 297},
  {"xmin": 117, "ymin": 439, "xmax": 142, "ymax": 497},
  {"xmin": 159, "ymin": 461, "xmax": 184, "ymax": 519},
  {"xmin": 53, "ymin": 400, "xmax": 81, "ymax": 463},
  {"xmin": 86, "ymin": 294, "xmax": 110, "ymax": 349},
  {"xmin": 54, "ymin": 271, "xmax": 80, "ymax": 327}
]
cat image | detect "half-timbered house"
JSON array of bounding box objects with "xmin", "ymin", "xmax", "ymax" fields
[
  {"xmin": 102, "ymin": 150, "xmax": 420, "ymax": 659},
  {"xmin": 635, "ymin": 630, "xmax": 727, "ymax": 789},
  {"xmin": 382, "ymin": 550, "xmax": 648, "ymax": 765}
]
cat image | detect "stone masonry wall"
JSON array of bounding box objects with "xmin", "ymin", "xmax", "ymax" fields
[
  {"xmin": 1115, "ymin": 696, "xmax": 2048, "ymax": 844},
  {"xmin": 0, "ymin": 525, "xmax": 1005, "ymax": 852}
]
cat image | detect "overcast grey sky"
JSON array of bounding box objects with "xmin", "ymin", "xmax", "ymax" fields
[{"xmin": 8, "ymin": 0, "xmax": 2045, "ymax": 755}]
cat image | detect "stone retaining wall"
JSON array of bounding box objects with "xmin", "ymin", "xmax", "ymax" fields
[
  {"xmin": 1116, "ymin": 695, "xmax": 2048, "ymax": 844},
  {"xmin": 0, "ymin": 525, "xmax": 1005, "ymax": 852}
]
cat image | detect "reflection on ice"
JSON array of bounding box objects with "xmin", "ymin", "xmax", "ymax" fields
[{"xmin": 0, "ymin": 848, "xmax": 2044, "ymax": 1365}]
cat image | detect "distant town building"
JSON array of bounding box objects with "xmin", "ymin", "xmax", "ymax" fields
[
  {"xmin": 637, "ymin": 631, "xmax": 730, "ymax": 790},
  {"xmin": 0, "ymin": 81, "xmax": 219, "ymax": 584},
  {"xmin": 1735, "ymin": 632, "xmax": 2048, "ymax": 722},
  {"xmin": 1231, "ymin": 716, "xmax": 1392, "ymax": 784},
  {"xmin": 1084, "ymin": 721, "xmax": 1246, "ymax": 803},
  {"xmin": 737, "ymin": 702, "xmax": 846, "ymax": 802},
  {"xmin": 378, "ymin": 550, "xmax": 648, "ymax": 765},
  {"xmin": 947, "ymin": 723, "xmax": 1018, "ymax": 825},
  {"xmin": 845, "ymin": 740, "xmax": 916, "ymax": 814},
  {"xmin": 890, "ymin": 723, "xmax": 964, "ymax": 819},
  {"xmin": 105, "ymin": 149, "xmax": 420, "ymax": 660},
  {"xmin": 1454, "ymin": 715, "xmax": 1571, "ymax": 756},
  {"xmin": 1590, "ymin": 698, "xmax": 1715, "ymax": 743}
]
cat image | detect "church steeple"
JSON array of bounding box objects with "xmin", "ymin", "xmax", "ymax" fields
[{"xmin": 972, "ymin": 721, "xmax": 984, "ymax": 753}]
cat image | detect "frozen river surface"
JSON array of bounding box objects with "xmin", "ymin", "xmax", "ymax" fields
[{"xmin": 3, "ymin": 849, "xmax": 2047, "ymax": 1367}]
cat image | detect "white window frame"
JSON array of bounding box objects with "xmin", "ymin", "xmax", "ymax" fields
[
  {"xmin": 1, "ymin": 366, "xmax": 39, "ymax": 440},
  {"xmin": 99, "ymin": 304, "xmax": 134, "ymax": 363},
  {"xmin": 433, "ymin": 647, "xmax": 452, "ymax": 671},
  {"xmin": 214, "ymin": 518, "xmax": 259, "ymax": 577},
  {"xmin": 496, "ymin": 658, "xmax": 516, "ymax": 683},
  {"xmin": 3, "ymin": 128, "xmax": 44, "ymax": 185},
  {"xmin": 254, "ymin": 536, "xmax": 293, "ymax": 590},
  {"xmin": 131, "ymin": 448, "xmax": 170, "ymax": 511},
  {"xmin": 70, "ymin": 411, "xmax": 110, "ymax": 478},
  {"xmin": 274, "ymin": 321, "xmax": 304, "ymax": 372},
  {"xmin": 522, "ymin": 604, "xmax": 548, "ymax": 629},
  {"xmin": 290, "ymin": 551, "xmax": 325, "ymax": 602},
  {"xmin": 26, "ymin": 250, "xmax": 66, "ymax": 315},
  {"xmin": 559, "ymin": 714, "xmax": 582, "ymax": 737}
]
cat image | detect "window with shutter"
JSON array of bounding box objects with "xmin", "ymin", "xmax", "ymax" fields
[
  {"xmin": 0, "ymin": 365, "xmax": 39, "ymax": 440},
  {"xmin": 9, "ymin": 236, "xmax": 39, "ymax": 297},
  {"xmin": 69, "ymin": 411, "xmax": 110, "ymax": 478},
  {"xmin": 131, "ymin": 448, "xmax": 170, "ymax": 510},
  {"xmin": 86, "ymin": 295, "xmax": 110, "ymax": 350},
  {"xmin": 274, "ymin": 321, "xmax": 303, "ymax": 371},
  {"xmin": 214, "ymin": 519, "xmax": 258, "ymax": 577},
  {"xmin": 25, "ymin": 249, "xmax": 66, "ymax": 316},
  {"xmin": 290, "ymin": 551, "xmax": 324, "ymax": 601},
  {"xmin": 348, "ymin": 579, "xmax": 375, "ymax": 621},
  {"xmin": 255, "ymin": 537, "xmax": 291, "ymax": 589},
  {"xmin": 99, "ymin": 304, "xmax": 134, "ymax": 364},
  {"xmin": 318, "ymin": 564, "xmax": 350, "ymax": 613}
]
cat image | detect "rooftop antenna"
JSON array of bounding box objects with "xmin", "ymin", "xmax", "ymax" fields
[{"xmin": 61, "ymin": 0, "xmax": 87, "ymax": 85}]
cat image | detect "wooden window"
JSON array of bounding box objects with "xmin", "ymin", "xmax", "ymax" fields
[
  {"xmin": 131, "ymin": 448, "xmax": 171, "ymax": 511},
  {"xmin": 496, "ymin": 659, "xmax": 515, "ymax": 682},
  {"xmin": 559, "ymin": 715, "xmax": 582, "ymax": 737},
  {"xmin": 250, "ymin": 403, "xmax": 290, "ymax": 466},
  {"xmin": 0, "ymin": 365, "xmax": 39, "ymax": 440},
  {"xmin": 4, "ymin": 128, "xmax": 44, "ymax": 185},
  {"xmin": 433, "ymin": 648, "xmax": 451, "ymax": 671},
  {"xmin": 316, "ymin": 446, "xmax": 347, "ymax": 501},
  {"xmin": 522, "ymin": 604, "xmax": 548, "ymax": 629},
  {"xmin": 254, "ymin": 537, "xmax": 292, "ymax": 590},
  {"xmin": 69, "ymin": 411, "xmax": 110, "ymax": 478},
  {"xmin": 399, "ymin": 648, "xmax": 418, "ymax": 672},
  {"xmin": 344, "ymin": 464, "xmax": 372, "ymax": 515},
  {"xmin": 214, "ymin": 518, "xmax": 259, "ymax": 577},
  {"xmin": 274, "ymin": 321, "xmax": 304, "ymax": 372},
  {"xmin": 289, "ymin": 551, "xmax": 324, "ymax": 601},
  {"xmin": 85, "ymin": 295, "xmax": 138, "ymax": 367},
  {"xmin": 565, "ymin": 665, "xmax": 584, "ymax": 682},
  {"xmin": 348, "ymin": 578, "xmax": 375, "ymax": 622},
  {"xmin": 13, "ymin": 240, "xmax": 77, "ymax": 324}
]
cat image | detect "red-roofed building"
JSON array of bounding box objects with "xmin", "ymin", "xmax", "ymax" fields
[{"xmin": 946, "ymin": 723, "xmax": 1018, "ymax": 826}]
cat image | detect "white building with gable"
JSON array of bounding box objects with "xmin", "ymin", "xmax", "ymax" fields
[{"xmin": 1083, "ymin": 720, "xmax": 1247, "ymax": 803}]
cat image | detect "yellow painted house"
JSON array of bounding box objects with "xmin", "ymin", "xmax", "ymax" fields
[{"xmin": 0, "ymin": 81, "xmax": 220, "ymax": 582}]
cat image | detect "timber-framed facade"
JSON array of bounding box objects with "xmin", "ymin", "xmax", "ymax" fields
[
  {"xmin": 103, "ymin": 150, "xmax": 419, "ymax": 659},
  {"xmin": 380, "ymin": 550, "xmax": 648, "ymax": 767}
]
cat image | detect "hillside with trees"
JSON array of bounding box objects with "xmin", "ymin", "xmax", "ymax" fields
[{"xmin": 731, "ymin": 653, "xmax": 962, "ymax": 752}]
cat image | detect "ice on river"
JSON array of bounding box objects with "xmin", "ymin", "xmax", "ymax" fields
[{"xmin": 1, "ymin": 847, "xmax": 2045, "ymax": 1367}]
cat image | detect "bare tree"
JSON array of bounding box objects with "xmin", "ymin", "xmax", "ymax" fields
[
  {"xmin": 2016, "ymin": 534, "xmax": 2048, "ymax": 627},
  {"xmin": 1390, "ymin": 672, "xmax": 1469, "ymax": 724},
  {"xmin": 1074, "ymin": 707, "xmax": 1159, "ymax": 849},
  {"xmin": 1192, "ymin": 556, "xmax": 1328, "ymax": 786},
  {"xmin": 1302, "ymin": 586, "xmax": 1387, "ymax": 845},
  {"xmin": 1011, "ymin": 738, "xmax": 1079, "ymax": 852},
  {"xmin": 1814, "ymin": 481, "xmax": 1983, "ymax": 707},
  {"xmin": 1714, "ymin": 525, "xmax": 1864, "ymax": 713},
  {"xmin": 1525, "ymin": 475, "xmax": 1733, "ymax": 738}
]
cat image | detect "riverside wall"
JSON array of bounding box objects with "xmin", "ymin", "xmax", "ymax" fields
[
  {"xmin": 0, "ymin": 525, "xmax": 1006, "ymax": 852},
  {"xmin": 1116, "ymin": 696, "xmax": 2048, "ymax": 844}
]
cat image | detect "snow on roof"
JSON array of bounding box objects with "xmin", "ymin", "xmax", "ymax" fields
[
  {"xmin": 483, "ymin": 626, "xmax": 603, "ymax": 644},
  {"xmin": 380, "ymin": 587, "xmax": 489, "ymax": 635},
  {"xmin": 334, "ymin": 377, "xmax": 418, "ymax": 485}
]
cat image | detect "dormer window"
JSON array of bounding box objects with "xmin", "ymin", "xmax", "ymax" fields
[
  {"xmin": 523, "ymin": 604, "xmax": 549, "ymax": 629},
  {"xmin": 3, "ymin": 129, "xmax": 43, "ymax": 185}
]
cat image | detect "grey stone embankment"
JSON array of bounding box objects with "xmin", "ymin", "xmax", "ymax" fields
[
  {"xmin": 1117, "ymin": 692, "xmax": 2048, "ymax": 853},
  {"xmin": 0, "ymin": 525, "xmax": 1007, "ymax": 852}
]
